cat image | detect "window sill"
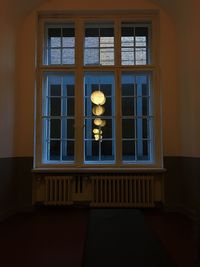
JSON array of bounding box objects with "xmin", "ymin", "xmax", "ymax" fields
[{"xmin": 32, "ymin": 167, "xmax": 166, "ymax": 174}]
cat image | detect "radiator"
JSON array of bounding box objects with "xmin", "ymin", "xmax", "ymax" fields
[
  {"xmin": 44, "ymin": 176, "xmax": 73, "ymax": 205},
  {"xmin": 91, "ymin": 175, "xmax": 154, "ymax": 207}
]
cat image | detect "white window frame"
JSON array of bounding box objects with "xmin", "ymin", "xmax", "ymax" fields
[{"xmin": 34, "ymin": 11, "xmax": 163, "ymax": 170}]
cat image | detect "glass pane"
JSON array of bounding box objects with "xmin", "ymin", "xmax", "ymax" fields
[
  {"xmin": 101, "ymin": 140, "xmax": 114, "ymax": 160},
  {"xmin": 62, "ymin": 141, "xmax": 74, "ymax": 161},
  {"xmin": 62, "ymin": 98, "xmax": 74, "ymax": 116},
  {"xmin": 122, "ymin": 97, "xmax": 135, "ymax": 116},
  {"xmin": 136, "ymin": 48, "xmax": 147, "ymax": 65},
  {"xmin": 142, "ymin": 97, "xmax": 149, "ymax": 116},
  {"xmin": 121, "ymin": 36, "xmax": 134, "ymax": 47},
  {"xmin": 50, "ymin": 98, "xmax": 61, "ymax": 116},
  {"xmin": 85, "ymin": 140, "xmax": 99, "ymax": 161},
  {"xmin": 137, "ymin": 140, "xmax": 150, "ymax": 161},
  {"xmin": 85, "ymin": 37, "xmax": 99, "ymax": 47},
  {"xmin": 84, "ymin": 24, "xmax": 114, "ymax": 66},
  {"xmin": 62, "ymin": 119, "xmax": 74, "ymax": 139},
  {"xmin": 122, "ymin": 83, "xmax": 134, "ymax": 97},
  {"xmin": 122, "ymin": 140, "xmax": 135, "ymax": 161},
  {"xmin": 84, "ymin": 49, "xmax": 99, "ymax": 65},
  {"xmin": 142, "ymin": 119, "xmax": 148, "ymax": 139},
  {"xmin": 100, "ymin": 37, "xmax": 114, "ymax": 47},
  {"xmin": 50, "ymin": 141, "xmax": 60, "ymax": 160},
  {"xmin": 85, "ymin": 119, "xmax": 93, "ymax": 139},
  {"xmin": 100, "ymin": 48, "xmax": 114, "ymax": 65},
  {"xmin": 48, "ymin": 28, "xmax": 61, "ymax": 47},
  {"xmin": 46, "ymin": 25, "xmax": 75, "ymax": 65},
  {"xmin": 62, "ymin": 48, "xmax": 75, "ymax": 64},
  {"xmin": 121, "ymin": 48, "xmax": 134, "ymax": 65},
  {"xmin": 49, "ymin": 49, "xmax": 61, "ymax": 64},
  {"xmin": 122, "ymin": 119, "xmax": 135, "ymax": 138},
  {"xmin": 85, "ymin": 28, "xmax": 99, "ymax": 37},
  {"xmin": 50, "ymin": 119, "xmax": 61, "ymax": 138},
  {"xmin": 100, "ymin": 84, "xmax": 112, "ymax": 96},
  {"xmin": 103, "ymin": 97, "xmax": 112, "ymax": 116},
  {"xmin": 50, "ymin": 84, "xmax": 60, "ymax": 96},
  {"xmin": 84, "ymin": 72, "xmax": 115, "ymax": 162},
  {"xmin": 63, "ymin": 37, "xmax": 75, "ymax": 47},
  {"xmin": 101, "ymin": 119, "xmax": 113, "ymax": 139},
  {"xmin": 121, "ymin": 24, "xmax": 149, "ymax": 65},
  {"xmin": 63, "ymin": 28, "xmax": 75, "ymax": 47}
]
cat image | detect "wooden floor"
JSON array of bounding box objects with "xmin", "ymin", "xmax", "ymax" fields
[{"xmin": 0, "ymin": 208, "xmax": 198, "ymax": 267}]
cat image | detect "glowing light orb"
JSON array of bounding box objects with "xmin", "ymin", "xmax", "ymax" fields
[
  {"xmin": 90, "ymin": 91, "xmax": 106, "ymax": 105},
  {"xmin": 94, "ymin": 118, "xmax": 102, "ymax": 126},
  {"xmin": 92, "ymin": 105, "xmax": 105, "ymax": 116}
]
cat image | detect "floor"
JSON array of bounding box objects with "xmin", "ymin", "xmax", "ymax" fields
[{"xmin": 0, "ymin": 207, "xmax": 198, "ymax": 267}]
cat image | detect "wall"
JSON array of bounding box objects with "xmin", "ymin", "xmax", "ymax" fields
[
  {"xmin": 0, "ymin": 2, "xmax": 18, "ymax": 219},
  {"xmin": 0, "ymin": 0, "xmax": 199, "ymax": 219}
]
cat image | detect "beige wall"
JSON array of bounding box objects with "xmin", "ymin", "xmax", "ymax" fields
[
  {"xmin": 178, "ymin": 0, "xmax": 200, "ymax": 157},
  {"xmin": 14, "ymin": 0, "xmax": 181, "ymax": 157},
  {"xmin": 1, "ymin": 0, "xmax": 199, "ymax": 158},
  {"xmin": 0, "ymin": 3, "xmax": 17, "ymax": 158}
]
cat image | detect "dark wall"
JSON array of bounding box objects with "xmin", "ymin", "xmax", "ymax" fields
[
  {"xmin": 164, "ymin": 157, "xmax": 200, "ymax": 219},
  {"xmin": 0, "ymin": 157, "xmax": 33, "ymax": 220},
  {"xmin": 0, "ymin": 156, "xmax": 199, "ymax": 220}
]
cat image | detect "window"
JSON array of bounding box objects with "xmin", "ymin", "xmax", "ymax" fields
[{"xmin": 35, "ymin": 12, "xmax": 162, "ymax": 169}]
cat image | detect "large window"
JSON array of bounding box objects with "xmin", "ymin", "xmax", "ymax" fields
[{"xmin": 35, "ymin": 12, "xmax": 162, "ymax": 169}]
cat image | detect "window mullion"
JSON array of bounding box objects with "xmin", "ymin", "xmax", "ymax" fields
[
  {"xmin": 115, "ymin": 19, "xmax": 122, "ymax": 165},
  {"xmin": 75, "ymin": 19, "xmax": 84, "ymax": 165}
]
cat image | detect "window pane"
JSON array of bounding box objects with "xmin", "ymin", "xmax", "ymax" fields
[
  {"xmin": 45, "ymin": 25, "xmax": 75, "ymax": 65},
  {"xmin": 50, "ymin": 98, "xmax": 61, "ymax": 116},
  {"xmin": 136, "ymin": 48, "xmax": 147, "ymax": 65},
  {"xmin": 121, "ymin": 23, "xmax": 149, "ymax": 65},
  {"xmin": 48, "ymin": 28, "xmax": 61, "ymax": 47},
  {"xmin": 62, "ymin": 141, "xmax": 74, "ymax": 161},
  {"xmin": 122, "ymin": 83, "xmax": 134, "ymax": 96},
  {"xmin": 122, "ymin": 48, "xmax": 134, "ymax": 65},
  {"xmin": 50, "ymin": 141, "xmax": 60, "ymax": 160},
  {"xmin": 122, "ymin": 119, "xmax": 135, "ymax": 138},
  {"xmin": 85, "ymin": 141, "xmax": 99, "ymax": 161},
  {"xmin": 50, "ymin": 85, "xmax": 61, "ymax": 96},
  {"xmin": 84, "ymin": 49, "xmax": 99, "ymax": 65},
  {"xmin": 121, "ymin": 72, "xmax": 152, "ymax": 162},
  {"xmin": 122, "ymin": 97, "xmax": 135, "ymax": 116},
  {"xmin": 84, "ymin": 72, "xmax": 115, "ymax": 162},
  {"xmin": 137, "ymin": 140, "xmax": 150, "ymax": 160},
  {"xmin": 122, "ymin": 141, "xmax": 135, "ymax": 161},
  {"xmin": 101, "ymin": 141, "xmax": 114, "ymax": 160},
  {"xmin": 50, "ymin": 49, "xmax": 61, "ymax": 64},
  {"xmin": 50, "ymin": 119, "xmax": 61, "ymax": 138},
  {"xmin": 84, "ymin": 23, "xmax": 114, "ymax": 66},
  {"xmin": 63, "ymin": 49, "xmax": 75, "ymax": 64},
  {"xmin": 43, "ymin": 72, "xmax": 75, "ymax": 162},
  {"xmin": 62, "ymin": 119, "xmax": 74, "ymax": 139}
]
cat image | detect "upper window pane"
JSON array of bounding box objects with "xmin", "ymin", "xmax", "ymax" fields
[
  {"xmin": 44, "ymin": 24, "xmax": 75, "ymax": 65},
  {"xmin": 84, "ymin": 23, "xmax": 114, "ymax": 66},
  {"xmin": 121, "ymin": 23, "xmax": 150, "ymax": 65}
]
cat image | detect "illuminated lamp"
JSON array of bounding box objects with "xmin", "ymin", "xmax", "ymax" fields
[
  {"xmin": 100, "ymin": 120, "xmax": 106, "ymax": 127},
  {"xmin": 92, "ymin": 105, "xmax": 105, "ymax": 116},
  {"xmin": 94, "ymin": 118, "xmax": 102, "ymax": 126},
  {"xmin": 91, "ymin": 91, "xmax": 106, "ymax": 105}
]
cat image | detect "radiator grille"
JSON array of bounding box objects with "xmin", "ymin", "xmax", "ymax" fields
[
  {"xmin": 91, "ymin": 175, "xmax": 154, "ymax": 207},
  {"xmin": 44, "ymin": 176, "xmax": 72, "ymax": 205}
]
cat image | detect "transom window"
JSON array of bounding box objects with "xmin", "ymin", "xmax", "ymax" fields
[{"xmin": 35, "ymin": 12, "xmax": 162, "ymax": 169}]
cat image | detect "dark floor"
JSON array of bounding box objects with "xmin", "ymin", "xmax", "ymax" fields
[
  {"xmin": 144, "ymin": 210, "xmax": 199, "ymax": 267},
  {"xmin": 0, "ymin": 207, "xmax": 198, "ymax": 267}
]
